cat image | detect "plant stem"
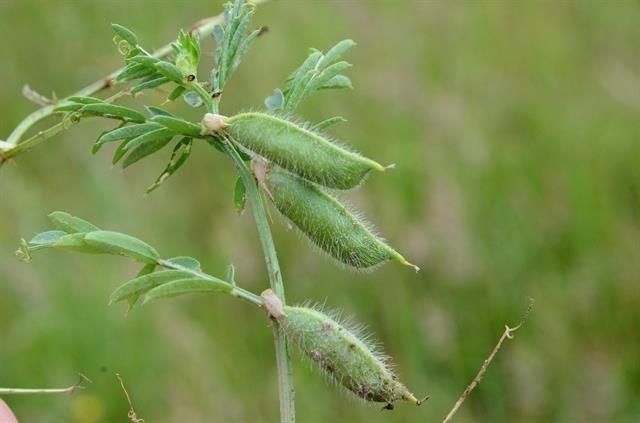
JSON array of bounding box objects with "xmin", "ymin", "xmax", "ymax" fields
[
  {"xmin": 0, "ymin": 374, "xmax": 91, "ymax": 395},
  {"xmin": 221, "ymin": 138, "xmax": 296, "ymax": 423},
  {"xmin": 157, "ymin": 258, "xmax": 263, "ymax": 307}
]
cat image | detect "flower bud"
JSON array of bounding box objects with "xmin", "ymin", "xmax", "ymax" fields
[{"xmin": 202, "ymin": 113, "xmax": 229, "ymax": 134}]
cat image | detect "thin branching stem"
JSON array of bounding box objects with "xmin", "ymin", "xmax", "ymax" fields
[
  {"xmin": 0, "ymin": 374, "xmax": 91, "ymax": 395},
  {"xmin": 442, "ymin": 300, "xmax": 534, "ymax": 423}
]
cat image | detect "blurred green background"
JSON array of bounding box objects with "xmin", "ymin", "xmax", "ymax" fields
[{"xmin": 2, "ymin": 1, "xmax": 640, "ymax": 421}]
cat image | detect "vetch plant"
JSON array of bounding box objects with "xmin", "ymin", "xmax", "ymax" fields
[{"xmin": 1, "ymin": 1, "xmax": 529, "ymax": 421}]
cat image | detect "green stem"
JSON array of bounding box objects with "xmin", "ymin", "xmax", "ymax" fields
[
  {"xmin": 220, "ymin": 138, "xmax": 296, "ymax": 423},
  {"xmin": 157, "ymin": 258, "xmax": 262, "ymax": 307}
]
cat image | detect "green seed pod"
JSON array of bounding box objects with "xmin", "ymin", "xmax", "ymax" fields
[
  {"xmin": 225, "ymin": 112, "xmax": 386, "ymax": 189},
  {"xmin": 279, "ymin": 304, "xmax": 423, "ymax": 407},
  {"xmin": 265, "ymin": 169, "xmax": 418, "ymax": 271}
]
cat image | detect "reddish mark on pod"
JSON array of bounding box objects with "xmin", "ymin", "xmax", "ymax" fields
[{"xmin": 322, "ymin": 322, "xmax": 333, "ymax": 331}]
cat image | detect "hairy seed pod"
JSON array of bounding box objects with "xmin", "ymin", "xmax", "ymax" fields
[
  {"xmin": 225, "ymin": 112, "xmax": 386, "ymax": 189},
  {"xmin": 265, "ymin": 170, "xmax": 418, "ymax": 270},
  {"xmin": 279, "ymin": 305, "xmax": 422, "ymax": 406}
]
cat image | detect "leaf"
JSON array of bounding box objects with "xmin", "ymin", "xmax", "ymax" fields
[
  {"xmin": 151, "ymin": 115, "xmax": 201, "ymax": 137},
  {"xmin": 264, "ymin": 88, "xmax": 284, "ymax": 111},
  {"xmin": 96, "ymin": 123, "xmax": 163, "ymax": 147},
  {"xmin": 212, "ymin": 24, "xmax": 224, "ymax": 44},
  {"xmin": 146, "ymin": 106, "xmax": 176, "ymax": 117},
  {"xmin": 309, "ymin": 61, "xmax": 352, "ymax": 92},
  {"xmin": 123, "ymin": 128, "xmax": 174, "ymax": 152},
  {"xmin": 232, "ymin": 27, "xmax": 261, "ymax": 71},
  {"xmin": 319, "ymin": 75, "xmax": 353, "ymax": 90},
  {"xmin": 54, "ymin": 102, "xmax": 83, "ymax": 113},
  {"xmin": 155, "ymin": 62, "xmax": 184, "ymax": 83},
  {"xmin": 80, "ymin": 103, "xmax": 146, "ymax": 123},
  {"xmin": 146, "ymin": 138, "xmax": 192, "ymax": 193},
  {"xmin": 53, "ymin": 233, "xmax": 103, "ymax": 254},
  {"xmin": 316, "ymin": 39, "xmax": 356, "ymax": 70},
  {"xmin": 166, "ymin": 256, "xmax": 202, "ymax": 271},
  {"xmin": 287, "ymin": 51, "xmax": 322, "ymax": 89},
  {"xmin": 67, "ymin": 96, "xmax": 104, "ymax": 105},
  {"xmin": 48, "ymin": 211, "xmax": 100, "ymax": 233},
  {"xmin": 112, "ymin": 23, "xmax": 138, "ymax": 46},
  {"xmin": 183, "ymin": 91, "xmax": 204, "ymax": 108},
  {"xmin": 84, "ymin": 231, "xmax": 160, "ymax": 264},
  {"xmin": 129, "ymin": 55, "xmax": 159, "ymax": 67},
  {"xmin": 226, "ymin": 264, "xmax": 236, "ymax": 285},
  {"xmin": 117, "ymin": 63, "xmax": 156, "ymax": 82},
  {"xmin": 112, "ymin": 139, "xmax": 130, "ymax": 165},
  {"xmin": 29, "ymin": 230, "xmax": 66, "ymax": 246},
  {"xmin": 311, "ymin": 116, "xmax": 347, "ymax": 131},
  {"xmin": 122, "ymin": 134, "xmax": 173, "ymax": 169},
  {"xmin": 124, "ymin": 262, "xmax": 156, "ymax": 310},
  {"xmin": 233, "ymin": 176, "xmax": 246, "ymax": 215},
  {"xmin": 167, "ymin": 86, "xmax": 186, "ymax": 102},
  {"xmin": 143, "ymin": 278, "xmax": 231, "ymax": 303},
  {"xmin": 284, "ymin": 69, "xmax": 314, "ymax": 113},
  {"xmin": 131, "ymin": 76, "xmax": 170, "ymax": 93},
  {"xmin": 109, "ymin": 269, "xmax": 194, "ymax": 304}
]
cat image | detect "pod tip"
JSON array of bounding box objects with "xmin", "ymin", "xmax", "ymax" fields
[
  {"xmin": 385, "ymin": 163, "xmax": 396, "ymax": 170},
  {"xmin": 397, "ymin": 256, "xmax": 420, "ymax": 272}
]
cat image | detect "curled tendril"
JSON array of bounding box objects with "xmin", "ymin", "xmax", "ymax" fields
[{"xmin": 113, "ymin": 36, "xmax": 133, "ymax": 56}]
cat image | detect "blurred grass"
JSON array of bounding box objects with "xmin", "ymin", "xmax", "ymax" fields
[{"xmin": 1, "ymin": 0, "xmax": 640, "ymax": 421}]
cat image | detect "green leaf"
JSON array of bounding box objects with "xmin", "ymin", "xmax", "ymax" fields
[
  {"xmin": 155, "ymin": 62, "xmax": 184, "ymax": 83},
  {"xmin": 166, "ymin": 256, "xmax": 201, "ymax": 271},
  {"xmin": 129, "ymin": 55, "xmax": 159, "ymax": 67},
  {"xmin": 123, "ymin": 128, "xmax": 174, "ymax": 152},
  {"xmin": 233, "ymin": 176, "xmax": 246, "ymax": 215},
  {"xmin": 29, "ymin": 230, "xmax": 66, "ymax": 246},
  {"xmin": 183, "ymin": 91, "xmax": 203, "ymax": 108},
  {"xmin": 53, "ymin": 233, "xmax": 103, "ymax": 254},
  {"xmin": 131, "ymin": 76, "xmax": 170, "ymax": 93},
  {"xmin": 48, "ymin": 211, "xmax": 100, "ymax": 233},
  {"xmin": 232, "ymin": 27, "xmax": 261, "ymax": 71},
  {"xmin": 146, "ymin": 106, "xmax": 176, "ymax": 118},
  {"xmin": 287, "ymin": 51, "xmax": 322, "ymax": 89},
  {"xmin": 212, "ymin": 24, "xmax": 224, "ymax": 44},
  {"xmin": 167, "ymin": 86, "xmax": 186, "ymax": 102},
  {"xmin": 84, "ymin": 231, "xmax": 160, "ymax": 263},
  {"xmin": 146, "ymin": 138, "xmax": 193, "ymax": 193},
  {"xmin": 54, "ymin": 102, "xmax": 83, "ymax": 113},
  {"xmin": 67, "ymin": 96, "xmax": 104, "ymax": 105},
  {"xmin": 80, "ymin": 103, "xmax": 146, "ymax": 123},
  {"xmin": 112, "ymin": 139, "xmax": 130, "ymax": 165},
  {"xmin": 112, "ymin": 23, "xmax": 139, "ymax": 46},
  {"xmin": 123, "ymin": 134, "xmax": 173, "ymax": 169},
  {"xmin": 284, "ymin": 69, "xmax": 314, "ymax": 113},
  {"xmin": 316, "ymin": 39, "xmax": 356, "ymax": 70},
  {"xmin": 309, "ymin": 61, "xmax": 352, "ymax": 92},
  {"xmin": 143, "ymin": 278, "xmax": 231, "ymax": 303},
  {"xmin": 96, "ymin": 123, "xmax": 163, "ymax": 146},
  {"xmin": 319, "ymin": 75, "xmax": 353, "ymax": 90},
  {"xmin": 117, "ymin": 63, "xmax": 156, "ymax": 82},
  {"xmin": 150, "ymin": 115, "xmax": 202, "ymax": 137},
  {"xmin": 311, "ymin": 116, "xmax": 347, "ymax": 131},
  {"xmin": 110, "ymin": 269, "xmax": 193, "ymax": 304},
  {"xmin": 264, "ymin": 88, "xmax": 284, "ymax": 111}
]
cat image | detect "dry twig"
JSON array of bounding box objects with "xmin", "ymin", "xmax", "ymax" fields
[
  {"xmin": 116, "ymin": 373, "xmax": 145, "ymax": 423},
  {"xmin": 442, "ymin": 299, "xmax": 534, "ymax": 423}
]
